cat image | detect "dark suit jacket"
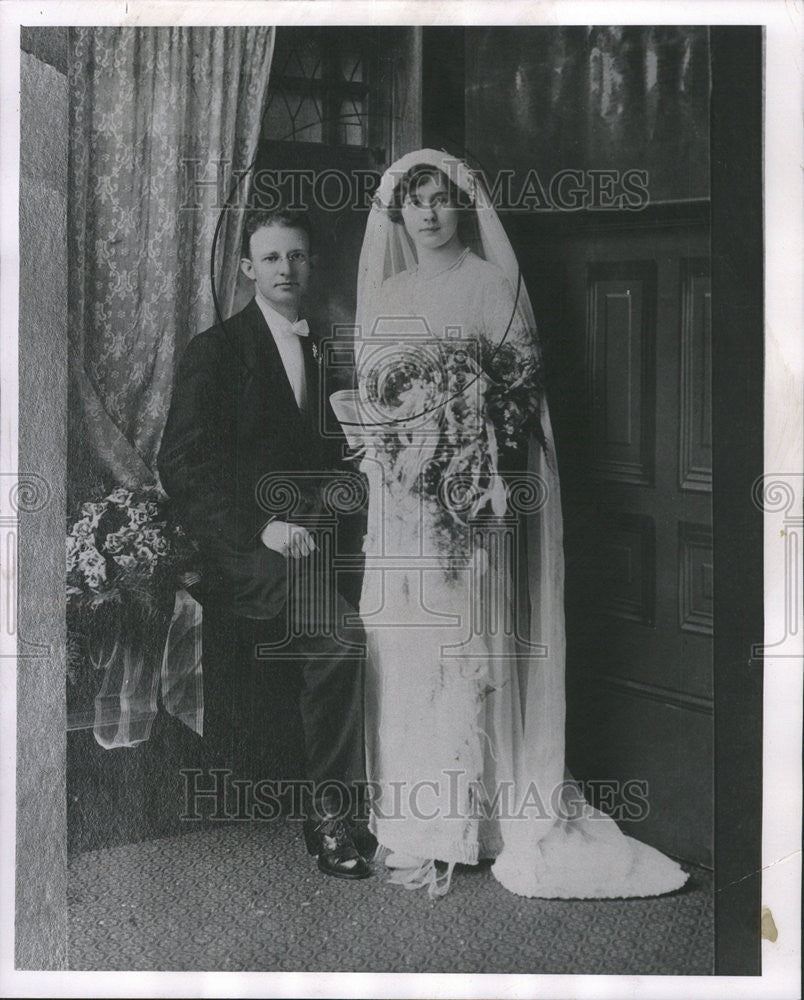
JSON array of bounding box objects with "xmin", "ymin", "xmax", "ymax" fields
[{"xmin": 157, "ymin": 298, "xmax": 342, "ymax": 620}]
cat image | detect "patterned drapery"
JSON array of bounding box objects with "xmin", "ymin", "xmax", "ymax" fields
[
  {"xmin": 66, "ymin": 27, "xmax": 275, "ymax": 746},
  {"xmin": 68, "ymin": 26, "xmax": 275, "ymax": 495}
]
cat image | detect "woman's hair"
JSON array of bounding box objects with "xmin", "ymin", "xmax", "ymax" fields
[{"xmin": 386, "ymin": 164, "xmax": 474, "ymax": 231}]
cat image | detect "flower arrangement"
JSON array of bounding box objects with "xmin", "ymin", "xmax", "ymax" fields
[
  {"xmin": 481, "ymin": 340, "xmax": 546, "ymax": 457},
  {"xmin": 357, "ymin": 337, "xmax": 544, "ymax": 569},
  {"xmin": 66, "ymin": 487, "xmax": 196, "ymax": 680}
]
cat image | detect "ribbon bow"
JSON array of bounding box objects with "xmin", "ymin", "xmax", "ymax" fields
[{"xmin": 289, "ymin": 319, "xmax": 309, "ymax": 337}]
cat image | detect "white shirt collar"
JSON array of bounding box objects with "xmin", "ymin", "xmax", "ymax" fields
[{"xmin": 254, "ymin": 290, "xmax": 300, "ymax": 338}]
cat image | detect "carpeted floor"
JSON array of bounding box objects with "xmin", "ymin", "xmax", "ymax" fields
[{"xmin": 67, "ymin": 819, "xmax": 714, "ymax": 974}]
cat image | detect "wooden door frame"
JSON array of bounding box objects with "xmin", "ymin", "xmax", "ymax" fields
[{"xmin": 710, "ymin": 25, "xmax": 764, "ymax": 977}]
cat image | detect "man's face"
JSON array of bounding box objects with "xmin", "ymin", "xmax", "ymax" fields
[{"xmin": 240, "ymin": 224, "xmax": 311, "ymax": 318}]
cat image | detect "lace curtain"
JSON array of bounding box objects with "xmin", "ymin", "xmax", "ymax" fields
[{"xmin": 67, "ymin": 26, "xmax": 275, "ymax": 745}]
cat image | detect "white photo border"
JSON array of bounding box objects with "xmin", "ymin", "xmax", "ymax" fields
[{"xmin": 0, "ymin": 2, "xmax": 801, "ymax": 997}]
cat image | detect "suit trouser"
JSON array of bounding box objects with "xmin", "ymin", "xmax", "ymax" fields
[{"xmin": 200, "ymin": 589, "xmax": 367, "ymax": 818}]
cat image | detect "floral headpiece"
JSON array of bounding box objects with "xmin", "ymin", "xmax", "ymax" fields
[{"xmin": 373, "ymin": 148, "xmax": 477, "ymax": 211}]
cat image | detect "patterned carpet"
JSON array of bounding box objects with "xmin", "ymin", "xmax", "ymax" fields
[{"xmin": 67, "ymin": 819, "xmax": 714, "ymax": 974}]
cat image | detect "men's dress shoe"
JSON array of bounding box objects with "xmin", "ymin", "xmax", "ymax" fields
[
  {"xmin": 346, "ymin": 818, "xmax": 378, "ymax": 860},
  {"xmin": 304, "ymin": 818, "xmax": 372, "ymax": 880}
]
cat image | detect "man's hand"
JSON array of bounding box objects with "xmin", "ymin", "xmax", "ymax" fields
[{"xmin": 260, "ymin": 520, "xmax": 316, "ymax": 559}]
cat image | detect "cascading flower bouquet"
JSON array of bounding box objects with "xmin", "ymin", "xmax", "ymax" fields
[
  {"xmin": 66, "ymin": 487, "xmax": 196, "ymax": 682},
  {"xmin": 341, "ymin": 336, "xmax": 544, "ymax": 570}
]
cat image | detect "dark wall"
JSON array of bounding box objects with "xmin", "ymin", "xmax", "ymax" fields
[
  {"xmin": 465, "ymin": 26, "xmax": 710, "ymax": 205},
  {"xmin": 422, "ymin": 27, "xmax": 465, "ymax": 151}
]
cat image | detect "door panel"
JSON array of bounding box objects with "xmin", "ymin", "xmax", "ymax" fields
[
  {"xmin": 571, "ymin": 681, "xmax": 714, "ymax": 865},
  {"xmin": 519, "ymin": 214, "xmax": 713, "ymax": 865},
  {"xmin": 587, "ymin": 261, "xmax": 656, "ymax": 486},
  {"xmin": 679, "ymin": 261, "xmax": 713, "ymax": 491},
  {"xmin": 679, "ymin": 521, "xmax": 714, "ymax": 634}
]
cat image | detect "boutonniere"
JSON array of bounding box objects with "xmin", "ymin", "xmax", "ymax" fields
[{"xmin": 311, "ymin": 340, "xmax": 321, "ymax": 363}]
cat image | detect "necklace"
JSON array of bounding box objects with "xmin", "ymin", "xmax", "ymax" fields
[{"xmin": 413, "ymin": 246, "xmax": 470, "ymax": 280}]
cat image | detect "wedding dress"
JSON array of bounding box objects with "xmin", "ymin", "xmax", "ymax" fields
[{"xmin": 333, "ymin": 150, "xmax": 688, "ymax": 899}]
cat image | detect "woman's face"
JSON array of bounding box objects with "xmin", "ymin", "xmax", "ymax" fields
[{"xmin": 400, "ymin": 174, "xmax": 461, "ymax": 252}]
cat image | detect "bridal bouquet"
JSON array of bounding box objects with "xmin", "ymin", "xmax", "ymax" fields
[
  {"xmin": 353, "ymin": 338, "xmax": 544, "ymax": 564},
  {"xmin": 66, "ymin": 487, "xmax": 195, "ymax": 681}
]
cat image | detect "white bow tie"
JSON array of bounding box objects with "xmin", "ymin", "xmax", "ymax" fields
[{"xmin": 288, "ymin": 318, "xmax": 309, "ymax": 337}]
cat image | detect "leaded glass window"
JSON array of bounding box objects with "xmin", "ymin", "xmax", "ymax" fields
[{"xmin": 264, "ymin": 28, "xmax": 375, "ymax": 147}]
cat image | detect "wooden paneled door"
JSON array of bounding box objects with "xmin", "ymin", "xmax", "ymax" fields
[{"xmin": 520, "ymin": 208, "xmax": 713, "ymax": 867}]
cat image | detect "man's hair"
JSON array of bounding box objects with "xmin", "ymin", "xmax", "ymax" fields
[{"xmin": 241, "ymin": 208, "xmax": 314, "ymax": 258}]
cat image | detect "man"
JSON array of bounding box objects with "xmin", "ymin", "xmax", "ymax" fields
[{"xmin": 158, "ymin": 209, "xmax": 371, "ymax": 880}]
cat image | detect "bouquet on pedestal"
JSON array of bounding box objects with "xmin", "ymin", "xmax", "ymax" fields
[{"xmin": 66, "ymin": 487, "xmax": 196, "ymax": 686}]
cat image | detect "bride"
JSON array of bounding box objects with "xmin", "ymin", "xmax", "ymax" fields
[{"xmin": 333, "ymin": 149, "xmax": 689, "ymax": 899}]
